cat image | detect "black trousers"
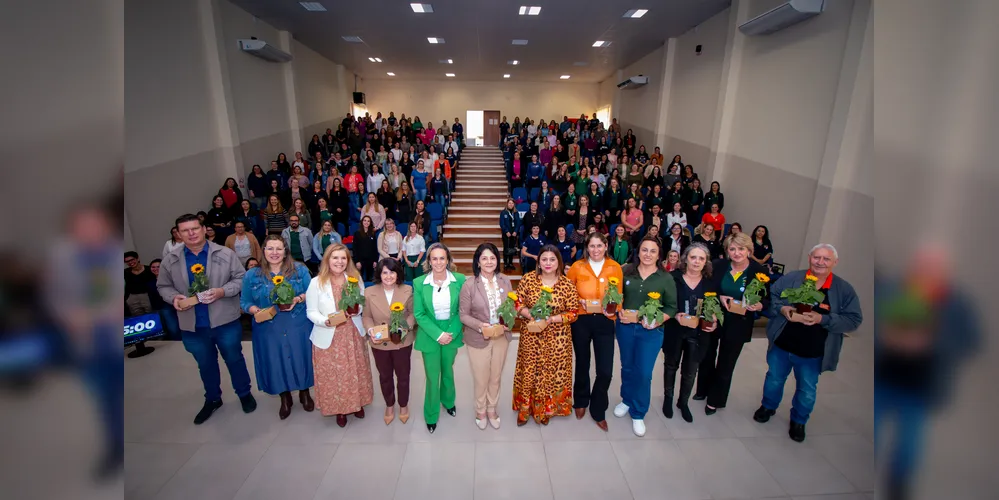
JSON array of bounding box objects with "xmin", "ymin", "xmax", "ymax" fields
[
  {"xmin": 695, "ymin": 327, "xmax": 747, "ymax": 408},
  {"xmin": 502, "ymin": 234, "xmax": 518, "ymax": 267},
  {"xmin": 572, "ymin": 314, "xmax": 615, "ymax": 421},
  {"xmin": 662, "ymin": 328, "xmax": 708, "ymax": 407},
  {"xmin": 358, "ymin": 258, "xmax": 377, "ymax": 281}
]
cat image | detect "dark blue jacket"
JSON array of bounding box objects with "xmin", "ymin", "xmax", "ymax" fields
[
  {"xmin": 499, "ymin": 208, "xmax": 520, "ymax": 235},
  {"xmin": 526, "ymin": 162, "xmax": 544, "ymax": 182}
]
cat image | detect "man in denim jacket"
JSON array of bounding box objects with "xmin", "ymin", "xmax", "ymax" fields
[{"xmin": 752, "ymin": 243, "xmax": 863, "ymax": 442}]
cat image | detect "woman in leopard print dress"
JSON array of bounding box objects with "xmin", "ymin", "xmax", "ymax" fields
[{"xmin": 512, "ymin": 244, "xmax": 579, "ymax": 425}]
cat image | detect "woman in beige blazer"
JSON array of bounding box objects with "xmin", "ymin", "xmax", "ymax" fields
[
  {"xmin": 458, "ymin": 242, "xmax": 514, "ymax": 430},
  {"xmin": 362, "ymin": 258, "xmax": 417, "ymax": 425}
]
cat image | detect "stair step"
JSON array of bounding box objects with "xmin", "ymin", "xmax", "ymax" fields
[{"xmin": 447, "ymin": 206, "xmax": 503, "ymax": 212}]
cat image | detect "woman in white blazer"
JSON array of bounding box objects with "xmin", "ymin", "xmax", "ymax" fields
[{"xmin": 306, "ymin": 243, "xmax": 374, "ymax": 427}]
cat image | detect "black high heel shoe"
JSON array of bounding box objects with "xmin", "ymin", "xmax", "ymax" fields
[{"xmin": 427, "ymin": 423, "xmax": 437, "ymax": 434}]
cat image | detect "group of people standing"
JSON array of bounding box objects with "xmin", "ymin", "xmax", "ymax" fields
[{"xmin": 154, "ymin": 208, "xmax": 861, "ymax": 445}]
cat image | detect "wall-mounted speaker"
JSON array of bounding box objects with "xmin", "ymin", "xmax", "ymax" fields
[
  {"xmin": 352, "ymin": 92, "xmax": 366, "ymax": 104},
  {"xmin": 695, "ymin": 44, "xmax": 703, "ymax": 55}
]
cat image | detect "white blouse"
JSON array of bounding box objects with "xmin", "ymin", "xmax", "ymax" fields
[
  {"xmin": 403, "ymin": 236, "xmax": 426, "ymax": 257},
  {"xmin": 424, "ymin": 271, "xmax": 456, "ymax": 323}
]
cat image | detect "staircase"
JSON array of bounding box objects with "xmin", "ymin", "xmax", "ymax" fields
[{"xmin": 442, "ymin": 146, "xmax": 522, "ymax": 289}]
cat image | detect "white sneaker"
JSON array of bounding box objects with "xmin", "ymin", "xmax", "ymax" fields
[
  {"xmin": 632, "ymin": 418, "xmax": 646, "ymax": 437},
  {"xmin": 613, "ymin": 402, "xmax": 630, "ymax": 418}
]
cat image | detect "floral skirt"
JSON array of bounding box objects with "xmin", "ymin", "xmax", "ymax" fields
[{"xmin": 313, "ymin": 321, "xmax": 374, "ymax": 416}]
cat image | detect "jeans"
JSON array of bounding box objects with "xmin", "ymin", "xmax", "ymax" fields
[
  {"xmin": 616, "ymin": 322, "xmax": 664, "ymax": 419},
  {"xmin": 875, "ymin": 382, "xmax": 929, "ymax": 485},
  {"xmin": 761, "ymin": 345, "xmax": 821, "ymax": 424},
  {"xmin": 414, "ymin": 187, "xmax": 427, "ymax": 202},
  {"xmin": 572, "ymin": 314, "xmax": 615, "ymax": 421},
  {"xmin": 348, "ymin": 192, "xmax": 362, "ymax": 213},
  {"xmin": 159, "ymin": 307, "xmax": 180, "ymax": 340},
  {"xmin": 82, "ymin": 328, "xmax": 124, "ymax": 460},
  {"xmin": 181, "ymin": 320, "xmax": 252, "ymax": 402}
]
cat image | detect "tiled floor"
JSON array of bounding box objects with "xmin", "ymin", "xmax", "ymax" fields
[{"xmin": 125, "ymin": 334, "xmax": 874, "ymax": 500}]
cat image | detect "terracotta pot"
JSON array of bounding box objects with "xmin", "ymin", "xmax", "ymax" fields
[
  {"xmin": 794, "ymin": 303, "xmax": 813, "ymax": 314},
  {"xmin": 390, "ymin": 331, "xmax": 403, "ymax": 344},
  {"xmin": 346, "ymin": 304, "xmax": 360, "ymax": 316},
  {"xmin": 698, "ymin": 318, "xmax": 714, "ymax": 330},
  {"xmin": 277, "ymin": 303, "xmax": 295, "ymax": 312},
  {"xmin": 604, "ymin": 302, "xmax": 619, "ymax": 315}
]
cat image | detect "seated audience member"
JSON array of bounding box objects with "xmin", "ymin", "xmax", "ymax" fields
[
  {"xmin": 664, "ymin": 164, "xmax": 680, "ymax": 189},
  {"xmin": 704, "ymin": 181, "xmax": 725, "ymax": 213},
  {"xmin": 650, "ymin": 147, "xmax": 664, "ymax": 170},
  {"xmin": 729, "ymin": 222, "xmax": 743, "ymax": 235},
  {"xmin": 701, "ymin": 203, "xmax": 726, "ymax": 234},
  {"xmin": 592, "ymin": 212, "xmax": 609, "ymax": 235},
  {"xmin": 645, "ymin": 165, "xmax": 664, "ymax": 189},
  {"xmin": 312, "ymin": 219, "xmax": 342, "ymax": 259},
  {"xmin": 751, "ymin": 225, "xmax": 775, "ymax": 269},
  {"xmin": 693, "ymin": 223, "xmax": 722, "ymax": 260},
  {"xmin": 646, "ymin": 204, "xmax": 664, "ymax": 234},
  {"xmin": 224, "ymin": 221, "xmax": 262, "ymax": 267},
  {"xmin": 553, "ymin": 226, "xmax": 576, "ymax": 267},
  {"xmin": 666, "ymin": 202, "xmax": 687, "ymax": 231},
  {"xmin": 610, "ymin": 224, "xmax": 632, "ymax": 265},
  {"xmin": 281, "ymin": 214, "xmax": 314, "ymax": 264},
  {"xmin": 661, "ymin": 249, "xmax": 680, "ymax": 272},
  {"xmin": 411, "ymin": 199, "xmax": 432, "ymax": 241}
]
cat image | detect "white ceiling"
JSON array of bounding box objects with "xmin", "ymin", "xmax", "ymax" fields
[{"xmin": 228, "ymin": 0, "xmax": 731, "ymax": 83}]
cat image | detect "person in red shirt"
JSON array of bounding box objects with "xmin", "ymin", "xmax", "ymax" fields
[
  {"xmin": 217, "ymin": 177, "xmax": 243, "ymax": 209},
  {"xmin": 701, "ymin": 203, "xmax": 726, "ymax": 234},
  {"xmin": 344, "ymin": 164, "xmax": 364, "ymax": 212}
]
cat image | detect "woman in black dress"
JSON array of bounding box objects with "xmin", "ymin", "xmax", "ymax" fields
[
  {"xmin": 750, "ymin": 225, "xmax": 774, "ymax": 270},
  {"xmin": 685, "ymin": 178, "xmax": 704, "ymax": 226},
  {"xmin": 704, "ymin": 181, "xmax": 725, "ymax": 213},
  {"xmin": 352, "ymin": 216, "xmax": 379, "ymax": 281},
  {"xmin": 692, "ymin": 223, "xmax": 722, "ymax": 261}
]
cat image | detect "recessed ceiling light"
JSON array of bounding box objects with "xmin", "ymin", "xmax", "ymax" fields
[
  {"xmin": 368, "ymin": 57, "xmax": 383, "ymax": 63},
  {"xmin": 386, "ymin": 72, "xmax": 396, "ymax": 76},
  {"xmin": 445, "ymin": 73, "xmax": 455, "ymax": 77},
  {"xmin": 623, "ymin": 9, "xmax": 648, "ymax": 18},
  {"xmin": 299, "ymin": 2, "xmax": 326, "ymax": 11},
  {"xmin": 342, "ymin": 36, "xmax": 363, "ymax": 43},
  {"xmin": 511, "ymin": 39, "xmax": 529, "ymax": 45},
  {"xmin": 592, "ymin": 40, "xmax": 611, "ymax": 48},
  {"xmin": 503, "ymin": 74, "xmax": 511, "ymax": 78},
  {"xmin": 560, "ymin": 75, "xmax": 571, "ymax": 79},
  {"xmin": 438, "ymin": 58, "xmax": 454, "ymax": 64},
  {"xmin": 508, "ymin": 60, "xmax": 519, "ymax": 65},
  {"xmin": 573, "ymin": 61, "xmax": 589, "ymax": 66},
  {"xmin": 518, "ymin": 6, "xmax": 541, "ymax": 15},
  {"xmin": 427, "ymin": 37, "xmax": 445, "ymax": 44},
  {"xmin": 410, "ymin": 3, "xmax": 433, "ymax": 13}
]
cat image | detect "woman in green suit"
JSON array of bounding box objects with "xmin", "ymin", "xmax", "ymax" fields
[{"xmin": 412, "ymin": 242, "xmax": 466, "ymax": 433}]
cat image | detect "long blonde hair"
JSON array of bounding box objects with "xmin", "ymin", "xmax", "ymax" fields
[{"xmin": 316, "ymin": 243, "xmax": 361, "ymax": 288}]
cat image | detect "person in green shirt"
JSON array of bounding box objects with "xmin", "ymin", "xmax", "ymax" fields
[
  {"xmin": 613, "ymin": 236, "xmax": 677, "ymax": 437},
  {"xmin": 610, "ymin": 225, "xmax": 631, "ymax": 265}
]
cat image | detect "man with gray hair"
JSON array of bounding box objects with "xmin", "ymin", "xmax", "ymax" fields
[{"xmin": 752, "ymin": 243, "xmax": 863, "ymax": 442}]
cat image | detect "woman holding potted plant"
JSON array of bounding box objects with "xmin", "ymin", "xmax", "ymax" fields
[
  {"xmin": 566, "ymin": 232, "xmax": 624, "ymax": 431},
  {"xmin": 458, "ymin": 243, "xmax": 515, "ymax": 430},
  {"xmin": 662, "ymin": 243, "xmax": 718, "ymax": 422},
  {"xmin": 513, "ymin": 244, "xmax": 579, "ymax": 426},
  {"xmin": 305, "ymin": 243, "xmax": 374, "ymax": 427},
  {"xmin": 696, "ymin": 232, "xmax": 771, "ymax": 416},
  {"xmin": 240, "ymin": 235, "xmax": 314, "ymax": 420},
  {"xmin": 362, "ymin": 259, "xmax": 416, "ymax": 425},
  {"xmin": 613, "ymin": 236, "xmax": 677, "ymax": 436}
]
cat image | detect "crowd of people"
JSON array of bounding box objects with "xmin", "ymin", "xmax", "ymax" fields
[{"xmin": 125, "ymin": 111, "xmax": 863, "ymax": 446}]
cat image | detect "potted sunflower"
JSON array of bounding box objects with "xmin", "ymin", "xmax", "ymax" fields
[
  {"xmin": 780, "ymin": 273, "xmax": 825, "ymax": 316},
  {"xmin": 526, "ymin": 286, "xmax": 553, "ymax": 333},
  {"xmin": 636, "ymin": 291, "xmax": 665, "ymax": 329},
  {"xmin": 602, "ymin": 277, "xmax": 623, "ymax": 315},
  {"xmin": 700, "ymin": 292, "xmax": 725, "ymax": 329},
  {"xmin": 388, "ymin": 301, "xmax": 408, "ymax": 344},
  {"xmin": 730, "ymin": 272, "xmax": 770, "ymax": 316},
  {"xmin": 271, "ymin": 274, "xmax": 296, "ymax": 311},
  {"xmin": 179, "ymin": 263, "xmax": 209, "ymax": 309},
  {"xmin": 497, "ymin": 292, "xmax": 520, "ymax": 327},
  {"xmin": 340, "ymin": 276, "xmax": 365, "ymax": 315}
]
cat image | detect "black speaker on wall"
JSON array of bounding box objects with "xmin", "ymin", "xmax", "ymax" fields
[{"xmin": 353, "ymin": 92, "xmax": 366, "ymax": 104}]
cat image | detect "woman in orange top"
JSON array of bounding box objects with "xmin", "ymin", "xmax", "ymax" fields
[
  {"xmin": 701, "ymin": 203, "xmax": 726, "ymax": 234},
  {"xmin": 565, "ymin": 231, "xmax": 624, "ymax": 431}
]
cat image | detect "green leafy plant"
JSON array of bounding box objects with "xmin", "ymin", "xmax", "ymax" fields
[
  {"xmin": 637, "ymin": 291, "xmax": 664, "ymax": 325},
  {"xmin": 601, "ymin": 277, "xmax": 623, "ymax": 307},
  {"xmin": 340, "ymin": 276, "xmax": 366, "ymax": 313},
  {"xmin": 701, "ymin": 292, "xmax": 725, "ymax": 326},
  {"xmin": 743, "ymin": 272, "xmax": 770, "ymax": 306},
  {"xmin": 780, "ymin": 274, "xmax": 825, "ymax": 305},
  {"xmin": 530, "ymin": 286, "xmax": 554, "ymax": 320},
  {"xmin": 497, "ymin": 292, "xmax": 520, "ymax": 326},
  {"xmin": 188, "ymin": 263, "xmax": 209, "ymax": 295},
  {"xmin": 270, "ymin": 275, "xmax": 296, "ymax": 305}
]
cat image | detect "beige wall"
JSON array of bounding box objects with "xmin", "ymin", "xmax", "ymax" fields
[
  {"xmin": 125, "ymin": 0, "xmax": 354, "ymax": 260},
  {"xmin": 360, "ymin": 79, "xmax": 599, "ymax": 126},
  {"xmin": 616, "ymin": 46, "xmax": 664, "ymax": 152},
  {"xmin": 609, "ymin": 0, "xmax": 872, "ymax": 315}
]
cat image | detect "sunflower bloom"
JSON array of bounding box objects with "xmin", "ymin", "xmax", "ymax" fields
[
  {"xmin": 704, "ymin": 292, "xmax": 717, "ymax": 297},
  {"xmin": 190, "ymin": 264, "xmax": 204, "ymax": 274},
  {"xmin": 608, "ymin": 277, "xmax": 620, "ymax": 286},
  {"xmin": 647, "ymin": 291, "xmax": 661, "ymax": 300},
  {"xmin": 756, "ymin": 273, "xmax": 770, "ymax": 283},
  {"xmin": 541, "ymin": 286, "xmax": 553, "ymax": 294},
  {"xmin": 805, "ymin": 274, "xmax": 819, "ymax": 282},
  {"xmin": 347, "ymin": 276, "xmax": 359, "ymax": 283},
  {"xmin": 271, "ymin": 275, "xmax": 284, "ymax": 286},
  {"xmin": 390, "ymin": 302, "xmax": 405, "ymax": 312},
  {"xmin": 507, "ymin": 292, "xmax": 519, "ymax": 301}
]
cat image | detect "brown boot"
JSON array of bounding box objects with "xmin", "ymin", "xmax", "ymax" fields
[
  {"xmin": 299, "ymin": 390, "xmax": 315, "ymax": 412},
  {"xmin": 279, "ymin": 392, "xmax": 293, "ymax": 420}
]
